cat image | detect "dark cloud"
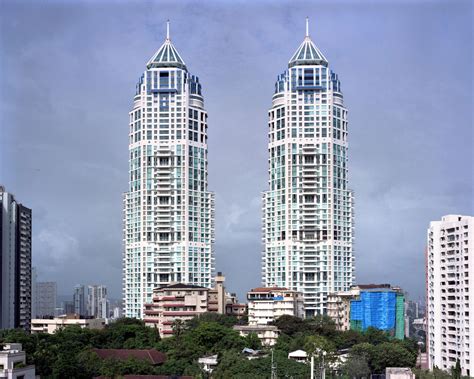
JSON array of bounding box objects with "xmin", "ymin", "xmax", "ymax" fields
[{"xmin": 1, "ymin": 0, "xmax": 472, "ymax": 302}]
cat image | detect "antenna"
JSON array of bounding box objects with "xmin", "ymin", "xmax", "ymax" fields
[
  {"xmin": 166, "ymin": 20, "xmax": 170, "ymax": 40},
  {"xmin": 306, "ymin": 17, "xmax": 309, "ymax": 38}
]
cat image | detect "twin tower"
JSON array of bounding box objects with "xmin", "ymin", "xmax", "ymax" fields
[{"xmin": 123, "ymin": 20, "xmax": 354, "ymax": 319}]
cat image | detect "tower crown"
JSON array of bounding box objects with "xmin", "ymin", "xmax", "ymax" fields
[
  {"xmin": 288, "ymin": 18, "xmax": 328, "ymax": 68},
  {"xmin": 146, "ymin": 20, "xmax": 186, "ymax": 70}
]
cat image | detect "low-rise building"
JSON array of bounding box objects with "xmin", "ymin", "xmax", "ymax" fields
[
  {"xmin": 247, "ymin": 287, "xmax": 304, "ymax": 325},
  {"xmin": 288, "ymin": 350, "xmax": 307, "ymax": 363},
  {"xmin": 233, "ymin": 324, "xmax": 280, "ymax": 346},
  {"xmin": 31, "ymin": 315, "xmax": 105, "ymax": 334},
  {"xmin": 327, "ymin": 284, "xmax": 405, "ymax": 339},
  {"xmin": 0, "ymin": 343, "xmax": 36, "ymax": 379},
  {"xmin": 385, "ymin": 367, "xmax": 415, "ymax": 379},
  {"xmin": 144, "ymin": 273, "xmax": 245, "ymax": 337}
]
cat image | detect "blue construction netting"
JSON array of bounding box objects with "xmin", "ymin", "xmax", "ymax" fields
[{"xmin": 350, "ymin": 291, "xmax": 396, "ymax": 331}]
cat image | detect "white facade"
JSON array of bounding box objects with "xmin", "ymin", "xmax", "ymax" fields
[
  {"xmin": 31, "ymin": 316, "xmax": 105, "ymax": 334},
  {"xmin": 427, "ymin": 215, "xmax": 473, "ymax": 376},
  {"xmin": 261, "ymin": 19, "xmax": 354, "ymax": 317},
  {"xmin": 233, "ymin": 325, "xmax": 280, "ymax": 346},
  {"xmin": 247, "ymin": 287, "xmax": 304, "ymax": 325},
  {"xmin": 123, "ymin": 22, "xmax": 215, "ymax": 319},
  {"xmin": 88, "ymin": 285, "xmax": 109, "ymax": 318},
  {"xmin": 0, "ymin": 344, "xmax": 35, "ymax": 379}
]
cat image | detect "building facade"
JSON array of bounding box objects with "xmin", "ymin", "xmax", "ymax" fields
[
  {"xmin": 73, "ymin": 285, "xmax": 86, "ymax": 316},
  {"xmin": 31, "ymin": 315, "xmax": 105, "ymax": 334},
  {"xmin": 88, "ymin": 285, "xmax": 109, "ymax": 319},
  {"xmin": 35, "ymin": 282, "xmax": 57, "ymax": 318},
  {"xmin": 247, "ymin": 286, "xmax": 304, "ymax": 325},
  {"xmin": 123, "ymin": 22, "xmax": 215, "ymax": 319},
  {"xmin": 328, "ymin": 284, "xmax": 405, "ymax": 339},
  {"xmin": 0, "ymin": 186, "xmax": 32, "ymax": 331},
  {"xmin": 261, "ymin": 19, "xmax": 354, "ymax": 317},
  {"xmin": 144, "ymin": 273, "xmax": 242, "ymax": 337},
  {"xmin": 427, "ymin": 215, "xmax": 473, "ymax": 376},
  {"xmin": 0, "ymin": 343, "xmax": 36, "ymax": 379}
]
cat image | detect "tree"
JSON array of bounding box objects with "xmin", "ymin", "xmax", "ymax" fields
[
  {"xmin": 244, "ymin": 332, "xmax": 262, "ymax": 350},
  {"xmin": 371, "ymin": 342, "xmax": 416, "ymax": 373},
  {"xmin": 451, "ymin": 359, "xmax": 461, "ymax": 379},
  {"xmin": 272, "ymin": 315, "xmax": 306, "ymax": 336},
  {"xmin": 343, "ymin": 354, "xmax": 371, "ymax": 379}
]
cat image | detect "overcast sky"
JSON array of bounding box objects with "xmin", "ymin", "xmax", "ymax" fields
[{"xmin": 1, "ymin": 0, "xmax": 472, "ymax": 302}]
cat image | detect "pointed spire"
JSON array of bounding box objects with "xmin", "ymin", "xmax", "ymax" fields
[
  {"xmin": 146, "ymin": 20, "xmax": 186, "ymax": 70},
  {"xmin": 288, "ymin": 17, "xmax": 328, "ymax": 68}
]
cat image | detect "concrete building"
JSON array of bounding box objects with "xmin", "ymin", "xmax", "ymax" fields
[
  {"xmin": 144, "ymin": 273, "xmax": 242, "ymax": 337},
  {"xmin": 31, "ymin": 315, "xmax": 105, "ymax": 334},
  {"xmin": 233, "ymin": 325, "xmax": 280, "ymax": 347},
  {"xmin": 123, "ymin": 21, "xmax": 215, "ymax": 318},
  {"xmin": 0, "ymin": 343, "xmax": 36, "ymax": 379},
  {"xmin": 88, "ymin": 285, "xmax": 109, "ymax": 319},
  {"xmin": 328, "ymin": 284, "xmax": 405, "ymax": 339},
  {"xmin": 144, "ymin": 283, "xmax": 213, "ymax": 337},
  {"xmin": 327, "ymin": 287, "xmax": 359, "ymax": 331},
  {"xmin": 35, "ymin": 282, "xmax": 57, "ymax": 318},
  {"xmin": 0, "ymin": 186, "xmax": 32, "ymax": 331},
  {"xmin": 73, "ymin": 285, "xmax": 86, "ymax": 316},
  {"xmin": 427, "ymin": 215, "xmax": 473, "ymax": 376},
  {"xmin": 247, "ymin": 286, "xmax": 304, "ymax": 325},
  {"xmin": 261, "ymin": 19, "xmax": 354, "ymax": 317}
]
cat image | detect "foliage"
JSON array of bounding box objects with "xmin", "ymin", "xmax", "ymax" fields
[{"xmin": 0, "ymin": 314, "xmax": 427, "ymax": 378}]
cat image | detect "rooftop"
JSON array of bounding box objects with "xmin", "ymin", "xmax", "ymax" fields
[
  {"xmin": 146, "ymin": 21, "xmax": 186, "ymax": 70},
  {"xmin": 288, "ymin": 18, "xmax": 328, "ymax": 68},
  {"xmin": 92, "ymin": 349, "xmax": 166, "ymax": 365}
]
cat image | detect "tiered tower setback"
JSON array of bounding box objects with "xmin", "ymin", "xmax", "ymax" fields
[
  {"xmin": 123, "ymin": 22, "xmax": 215, "ymax": 318},
  {"xmin": 262, "ymin": 19, "xmax": 354, "ymax": 317}
]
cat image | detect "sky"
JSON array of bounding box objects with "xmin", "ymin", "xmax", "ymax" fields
[{"xmin": 0, "ymin": 0, "xmax": 472, "ymax": 302}]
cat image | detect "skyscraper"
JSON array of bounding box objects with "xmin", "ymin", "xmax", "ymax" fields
[
  {"xmin": 88, "ymin": 285, "xmax": 109, "ymax": 319},
  {"xmin": 0, "ymin": 186, "xmax": 32, "ymax": 331},
  {"xmin": 123, "ymin": 22, "xmax": 215, "ymax": 318},
  {"xmin": 427, "ymin": 215, "xmax": 473, "ymax": 376},
  {"xmin": 73, "ymin": 285, "xmax": 86, "ymax": 316},
  {"xmin": 261, "ymin": 19, "xmax": 354, "ymax": 317},
  {"xmin": 35, "ymin": 282, "xmax": 57, "ymax": 318}
]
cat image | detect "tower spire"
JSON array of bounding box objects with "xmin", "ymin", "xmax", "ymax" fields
[
  {"xmin": 166, "ymin": 19, "xmax": 170, "ymax": 40},
  {"xmin": 305, "ymin": 17, "xmax": 309, "ymax": 38}
]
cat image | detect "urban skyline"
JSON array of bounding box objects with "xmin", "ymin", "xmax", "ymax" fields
[{"xmin": 1, "ymin": 1, "xmax": 472, "ymax": 303}]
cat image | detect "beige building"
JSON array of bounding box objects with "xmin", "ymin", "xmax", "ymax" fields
[
  {"xmin": 0, "ymin": 343, "xmax": 35, "ymax": 379},
  {"xmin": 327, "ymin": 288, "xmax": 359, "ymax": 331},
  {"xmin": 31, "ymin": 315, "xmax": 105, "ymax": 334},
  {"xmin": 247, "ymin": 287, "xmax": 304, "ymax": 325},
  {"xmin": 144, "ymin": 273, "xmax": 245, "ymax": 337},
  {"xmin": 234, "ymin": 324, "xmax": 280, "ymax": 346}
]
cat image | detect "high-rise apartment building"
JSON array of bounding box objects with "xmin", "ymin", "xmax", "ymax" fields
[
  {"xmin": 123, "ymin": 22, "xmax": 215, "ymax": 318},
  {"xmin": 35, "ymin": 282, "xmax": 57, "ymax": 318},
  {"xmin": 88, "ymin": 285, "xmax": 109, "ymax": 319},
  {"xmin": 0, "ymin": 186, "xmax": 32, "ymax": 331},
  {"xmin": 73, "ymin": 285, "xmax": 86, "ymax": 316},
  {"xmin": 427, "ymin": 215, "xmax": 473, "ymax": 376},
  {"xmin": 261, "ymin": 20, "xmax": 354, "ymax": 317}
]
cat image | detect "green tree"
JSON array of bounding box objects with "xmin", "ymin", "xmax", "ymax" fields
[
  {"xmin": 371, "ymin": 342, "xmax": 416, "ymax": 373},
  {"xmin": 342, "ymin": 354, "xmax": 371, "ymax": 379}
]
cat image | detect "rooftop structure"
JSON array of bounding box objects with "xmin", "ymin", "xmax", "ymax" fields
[
  {"xmin": 0, "ymin": 343, "xmax": 36, "ymax": 379},
  {"xmin": 31, "ymin": 315, "xmax": 105, "ymax": 334}
]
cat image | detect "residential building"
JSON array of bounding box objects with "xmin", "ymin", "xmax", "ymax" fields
[
  {"xmin": 73, "ymin": 285, "xmax": 86, "ymax": 316},
  {"xmin": 123, "ymin": 21, "xmax": 215, "ymax": 319},
  {"xmin": 144, "ymin": 283, "xmax": 211, "ymax": 337},
  {"xmin": 31, "ymin": 314, "xmax": 105, "ymax": 334},
  {"xmin": 261, "ymin": 19, "xmax": 354, "ymax": 317},
  {"xmin": 233, "ymin": 325, "xmax": 280, "ymax": 346},
  {"xmin": 62, "ymin": 300, "xmax": 74, "ymax": 315},
  {"xmin": 427, "ymin": 215, "xmax": 473, "ymax": 376},
  {"xmin": 0, "ymin": 343, "xmax": 36, "ymax": 379},
  {"xmin": 88, "ymin": 285, "xmax": 109, "ymax": 318},
  {"xmin": 247, "ymin": 286, "xmax": 304, "ymax": 325},
  {"xmin": 143, "ymin": 273, "xmax": 241, "ymax": 337},
  {"xmin": 327, "ymin": 287, "xmax": 360, "ymax": 331},
  {"xmin": 31, "ymin": 267, "xmax": 37, "ymax": 320},
  {"xmin": 35, "ymin": 282, "xmax": 57, "ymax": 318},
  {"xmin": 0, "ymin": 186, "xmax": 32, "ymax": 331},
  {"xmin": 328, "ymin": 284, "xmax": 405, "ymax": 339}
]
